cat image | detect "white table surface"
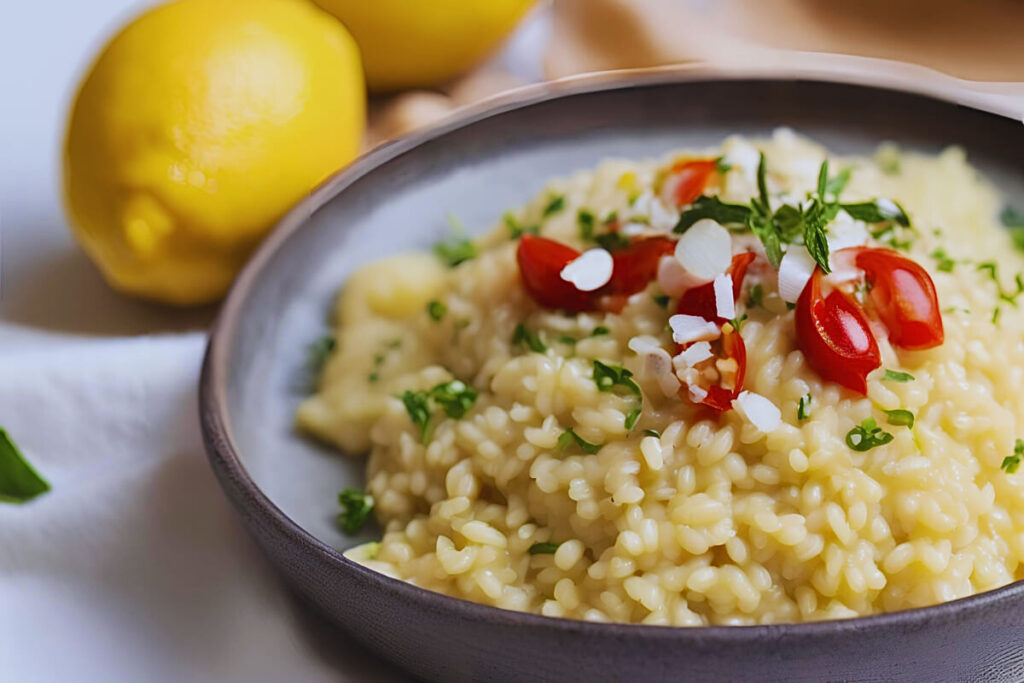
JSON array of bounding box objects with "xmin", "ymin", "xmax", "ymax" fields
[{"xmin": 0, "ymin": 3, "xmax": 546, "ymax": 681}]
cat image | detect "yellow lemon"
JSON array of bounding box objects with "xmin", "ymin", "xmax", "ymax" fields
[
  {"xmin": 64, "ymin": 0, "xmax": 365, "ymax": 305},
  {"xmin": 312, "ymin": 0, "xmax": 536, "ymax": 92}
]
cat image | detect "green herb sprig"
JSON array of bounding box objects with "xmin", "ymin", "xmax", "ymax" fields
[
  {"xmin": 529, "ymin": 541, "xmax": 561, "ymax": 555},
  {"xmin": 0, "ymin": 429, "xmax": 50, "ymax": 504},
  {"xmin": 845, "ymin": 418, "xmax": 895, "ymax": 452},
  {"xmin": 337, "ymin": 487, "xmax": 375, "ymax": 534},
  {"xmin": 1002, "ymin": 439, "xmax": 1024, "ymax": 474}
]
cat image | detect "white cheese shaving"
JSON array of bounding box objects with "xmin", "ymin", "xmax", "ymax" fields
[
  {"xmin": 560, "ymin": 248, "xmax": 614, "ymax": 292},
  {"xmin": 722, "ymin": 140, "xmax": 760, "ymax": 184},
  {"xmin": 827, "ymin": 210, "xmax": 870, "ymax": 254},
  {"xmin": 669, "ymin": 314, "xmax": 720, "ymax": 345},
  {"xmin": 688, "ymin": 385, "xmax": 709, "ymax": 403},
  {"xmin": 677, "ymin": 341, "xmax": 713, "ymax": 368},
  {"xmin": 733, "ymin": 391, "xmax": 782, "ymax": 432},
  {"xmin": 620, "ymin": 221, "xmax": 650, "ymax": 237},
  {"xmin": 657, "ymin": 255, "xmax": 698, "ymax": 297},
  {"xmin": 674, "ymin": 219, "xmax": 732, "ymax": 283},
  {"xmin": 777, "ymin": 246, "xmax": 817, "ymax": 303},
  {"xmin": 713, "ymin": 273, "xmax": 736, "ymax": 319},
  {"xmin": 649, "ymin": 197, "xmax": 679, "ymax": 232},
  {"xmin": 876, "ymin": 198, "xmax": 901, "ymax": 219}
]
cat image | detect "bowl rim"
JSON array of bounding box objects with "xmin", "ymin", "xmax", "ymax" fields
[{"xmin": 200, "ymin": 64, "xmax": 1024, "ymax": 641}]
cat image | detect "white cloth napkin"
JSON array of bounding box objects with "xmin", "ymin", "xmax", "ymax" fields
[{"xmin": 0, "ymin": 334, "xmax": 406, "ymax": 682}]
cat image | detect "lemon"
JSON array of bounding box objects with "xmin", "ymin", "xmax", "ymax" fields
[
  {"xmin": 64, "ymin": 0, "xmax": 365, "ymax": 305},
  {"xmin": 312, "ymin": 0, "xmax": 535, "ymax": 92}
]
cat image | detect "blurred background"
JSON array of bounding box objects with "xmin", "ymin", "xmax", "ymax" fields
[{"xmin": 0, "ymin": 0, "xmax": 1022, "ymax": 681}]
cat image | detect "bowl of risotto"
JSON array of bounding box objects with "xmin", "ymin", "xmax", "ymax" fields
[{"xmin": 200, "ymin": 68, "xmax": 1024, "ymax": 681}]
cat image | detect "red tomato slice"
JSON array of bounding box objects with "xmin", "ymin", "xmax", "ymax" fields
[
  {"xmin": 854, "ymin": 247, "xmax": 944, "ymax": 350},
  {"xmin": 605, "ymin": 237, "xmax": 676, "ymax": 297},
  {"xmin": 516, "ymin": 235, "xmax": 596, "ymax": 312},
  {"xmin": 667, "ymin": 159, "xmax": 717, "ymax": 207},
  {"xmin": 676, "ymin": 252, "xmax": 756, "ymax": 322},
  {"xmin": 794, "ymin": 267, "xmax": 881, "ymax": 394},
  {"xmin": 676, "ymin": 324, "xmax": 747, "ymax": 412}
]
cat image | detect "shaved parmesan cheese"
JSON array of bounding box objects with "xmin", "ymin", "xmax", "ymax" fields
[
  {"xmin": 827, "ymin": 211, "xmax": 870, "ymax": 254},
  {"xmin": 560, "ymin": 248, "xmax": 614, "ymax": 292},
  {"xmin": 876, "ymin": 198, "xmax": 901, "ymax": 219},
  {"xmin": 620, "ymin": 221, "xmax": 650, "ymax": 237},
  {"xmin": 629, "ymin": 336, "xmax": 680, "ymax": 397},
  {"xmin": 778, "ymin": 246, "xmax": 817, "ymax": 303},
  {"xmin": 649, "ymin": 197, "xmax": 679, "ymax": 232},
  {"xmin": 675, "ymin": 219, "xmax": 732, "ymax": 283},
  {"xmin": 657, "ymin": 255, "xmax": 700, "ymax": 297},
  {"xmin": 714, "ymin": 273, "xmax": 736, "ymax": 319},
  {"xmin": 677, "ymin": 341, "xmax": 713, "ymax": 368},
  {"xmin": 688, "ymin": 385, "xmax": 709, "ymax": 403},
  {"xmin": 627, "ymin": 335, "xmax": 662, "ymax": 356},
  {"xmin": 722, "ymin": 140, "xmax": 760, "ymax": 183},
  {"xmin": 733, "ymin": 391, "xmax": 782, "ymax": 432},
  {"xmin": 669, "ymin": 314, "xmax": 720, "ymax": 345}
]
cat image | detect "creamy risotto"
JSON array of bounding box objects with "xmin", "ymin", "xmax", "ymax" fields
[{"xmin": 297, "ymin": 130, "xmax": 1024, "ymax": 625}]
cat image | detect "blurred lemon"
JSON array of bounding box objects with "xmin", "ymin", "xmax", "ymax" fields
[
  {"xmin": 64, "ymin": 0, "xmax": 365, "ymax": 305},
  {"xmin": 312, "ymin": 0, "xmax": 536, "ymax": 91}
]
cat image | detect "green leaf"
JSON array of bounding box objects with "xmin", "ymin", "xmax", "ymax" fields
[
  {"xmin": 845, "ymin": 417, "xmax": 895, "ymax": 452},
  {"xmin": 883, "ymin": 369, "xmax": 915, "ymax": 383},
  {"xmin": 593, "ymin": 360, "xmax": 641, "ymax": 396},
  {"xmin": 306, "ymin": 335, "xmax": 336, "ymax": 374},
  {"xmin": 714, "ymin": 156, "xmax": 732, "ymax": 174},
  {"xmin": 0, "ymin": 429, "xmax": 50, "ymax": 504},
  {"xmin": 803, "ymin": 210, "xmax": 832, "ymax": 274},
  {"xmin": 543, "ymin": 195, "xmax": 566, "ymax": 217},
  {"xmin": 674, "ymin": 196, "xmax": 752, "ymax": 233},
  {"xmin": 513, "ymin": 323, "xmax": 547, "ymax": 353},
  {"xmin": 642, "ymin": 429, "xmax": 661, "ymax": 438},
  {"xmin": 797, "ymin": 393, "xmax": 812, "ymax": 421},
  {"xmin": 841, "ymin": 200, "xmax": 910, "ymax": 227},
  {"xmin": 426, "ymin": 300, "xmax": 447, "ymax": 321},
  {"xmin": 625, "ymin": 406, "xmax": 642, "ymax": 430},
  {"xmin": 1002, "ymin": 455, "xmax": 1021, "ymax": 474},
  {"xmin": 590, "ymin": 326, "xmax": 610, "ymax": 337},
  {"xmin": 594, "ymin": 231, "xmax": 631, "ymax": 252},
  {"xmin": 434, "ymin": 236, "xmax": 477, "ymax": 267},
  {"xmin": 756, "ymin": 152, "xmax": 771, "ymax": 211},
  {"xmin": 825, "ymin": 167, "xmax": 852, "ymax": 196},
  {"xmin": 884, "ymin": 409, "xmax": 915, "ymax": 428},
  {"xmin": 577, "ymin": 209, "xmax": 596, "ymax": 241},
  {"xmin": 746, "ymin": 284, "xmax": 764, "ymax": 308},
  {"xmin": 337, "ymin": 487, "xmax": 375, "ymax": 534},
  {"xmin": 556, "ymin": 428, "xmax": 602, "ymax": 455},
  {"xmin": 401, "ymin": 390, "xmax": 432, "ymax": 443},
  {"xmin": 747, "ymin": 213, "xmax": 784, "ymax": 268},
  {"xmin": 1001, "ymin": 205, "xmax": 1024, "ymax": 228},
  {"xmin": 430, "ymin": 380, "xmax": 478, "ymax": 419},
  {"xmin": 528, "ymin": 541, "xmax": 561, "ymax": 555},
  {"xmin": 504, "ymin": 211, "xmax": 538, "ymax": 239}
]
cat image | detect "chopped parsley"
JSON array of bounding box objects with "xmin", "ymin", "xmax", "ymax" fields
[
  {"xmin": 543, "ymin": 195, "xmax": 566, "ymax": 217},
  {"xmin": 504, "ymin": 211, "xmax": 538, "ymax": 239},
  {"xmin": 306, "ymin": 335, "xmax": 336, "ymax": 374},
  {"xmin": 797, "ymin": 393, "xmax": 812, "ymax": 421},
  {"xmin": 1002, "ymin": 439, "xmax": 1024, "ymax": 473},
  {"xmin": 977, "ymin": 262, "xmax": 1024, "ymax": 306},
  {"xmin": 401, "ymin": 390, "xmax": 433, "ymax": 443},
  {"xmin": 337, "ymin": 487, "xmax": 374, "ymax": 534},
  {"xmin": 883, "ymin": 369, "xmax": 915, "ymax": 383},
  {"xmin": 727, "ymin": 314, "xmax": 748, "ymax": 331},
  {"xmin": 528, "ymin": 541, "xmax": 561, "ymax": 555},
  {"xmin": 401, "ymin": 380, "xmax": 480, "ymax": 443},
  {"xmin": 513, "ymin": 323, "xmax": 547, "ymax": 353},
  {"xmin": 625, "ymin": 406, "xmax": 642, "ymax": 430},
  {"xmin": 746, "ymin": 284, "xmax": 763, "ymax": 309},
  {"xmin": 714, "ymin": 156, "xmax": 732, "ymax": 174},
  {"xmin": 429, "ymin": 380, "xmax": 478, "ymax": 419},
  {"xmin": 642, "ymin": 429, "xmax": 661, "ymax": 438},
  {"xmin": 845, "ymin": 417, "xmax": 895, "ymax": 452},
  {"xmin": 884, "ymin": 409, "xmax": 915, "ymax": 428},
  {"xmin": 594, "ymin": 231, "xmax": 630, "ymax": 252},
  {"xmin": 557, "ymin": 335, "xmax": 577, "ymax": 346},
  {"xmin": 930, "ymin": 248, "xmax": 955, "ymax": 273},
  {"xmin": 557, "ymin": 428, "xmax": 602, "ymax": 455},
  {"xmin": 993, "ymin": 307, "xmax": 1002, "ymax": 325},
  {"xmin": 434, "ymin": 236, "xmax": 477, "ymax": 267},
  {"xmin": 577, "ymin": 209, "xmax": 596, "ymax": 240},
  {"xmin": 0, "ymin": 429, "xmax": 50, "ymax": 503},
  {"xmin": 593, "ymin": 360, "xmax": 641, "ymax": 396},
  {"xmin": 653, "ymin": 294, "xmax": 671, "ymax": 309},
  {"xmin": 427, "ymin": 300, "xmax": 447, "ymax": 321},
  {"xmin": 591, "ymin": 326, "xmax": 610, "ymax": 336}
]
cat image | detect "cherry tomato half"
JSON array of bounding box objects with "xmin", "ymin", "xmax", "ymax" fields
[
  {"xmin": 854, "ymin": 247, "xmax": 944, "ymax": 350},
  {"xmin": 794, "ymin": 267, "xmax": 881, "ymax": 394},
  {"xmin": 516, "ymin": 235, "xmax": 595, "ymax": 312},
  {"xmin": 666, "ymin": 159, "xmax": 717, "ymax": 207},
  {"xmin": 517, "ymin": 235, "xmax": 677, "ymax": 312},
  {"xmin": 676, "ymin": 323, "xmax": 748, "ymax": 412},
  {"xmin": 676, "ymin": 252, "xmax": 757, "ymax": 322}
]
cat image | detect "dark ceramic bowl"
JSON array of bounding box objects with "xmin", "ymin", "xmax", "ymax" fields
[{"xmin": 200, "ymin": 67, "xmax": 1024, "ymax": 682}]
